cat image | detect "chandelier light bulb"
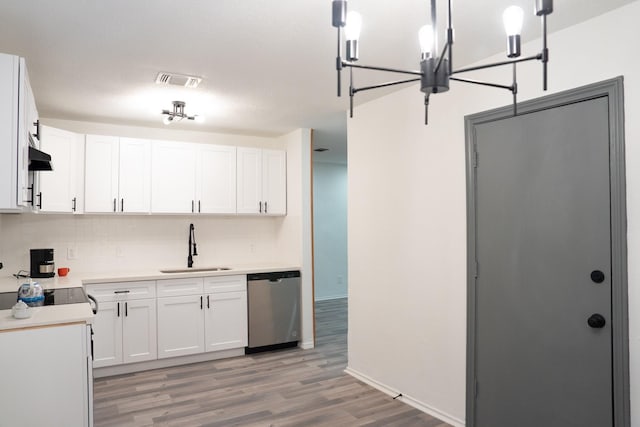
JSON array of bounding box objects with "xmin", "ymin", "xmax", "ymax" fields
[
  {"xmin": 344, "ymin": 11, "xmax": 362, "ymax": 41},
  {"xmin": 503, "ymin": 6, "xmax": 524, "ymax": 36},
  {"xmin": 162, "ymin": 115, "xmax": 172, "ymax": 125},
  {"xmin": 419, "ymin": 25, "xmax": 434, "ymax": 58}
]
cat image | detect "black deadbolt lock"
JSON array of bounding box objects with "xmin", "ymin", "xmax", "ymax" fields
[
  {"xmin": 590, "ymin": 270, "xmax": 605, "ymax": 283},
  {"xmin": 587, "ymin": 313, "xmax": 606, "ymax": 329}
]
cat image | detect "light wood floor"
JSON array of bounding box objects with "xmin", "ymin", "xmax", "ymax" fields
[{"xmin": 94, "ymin": 298, "xmax": 451, "ymax": 427}]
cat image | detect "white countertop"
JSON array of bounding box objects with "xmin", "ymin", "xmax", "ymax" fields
[
  {"xmin": 0, "ymin": 263, "xmax": 299, "ymax": 332},
  {"xmin": 79, "ymin": 263, "xmax": 300, "ymax": 284}
]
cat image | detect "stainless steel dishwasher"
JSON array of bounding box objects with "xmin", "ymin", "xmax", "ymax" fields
[{"xmin": 246, "ymin": 270, "xmax": 301, "ymax": 353}]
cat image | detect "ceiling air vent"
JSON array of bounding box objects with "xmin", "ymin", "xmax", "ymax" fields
[{"xmin": 155, "ymin": 72, "xmax": 202, "ymax": 88}]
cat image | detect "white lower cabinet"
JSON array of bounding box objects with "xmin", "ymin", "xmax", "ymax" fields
[
  {"xmin": 157, "ymin": 294, "xmax": 206, "ymax": 358},
  {"xmin": 204, "ymin": 275, "xmax": 248, "ymax": 352},
  {"xmin": 157, "ymin": 275, "xmax": 248, "ymax": 358},
  {"xmin": 86, "ymin": 281, "xmax": 157, "ymax": 368},
  {"xmin": 205, "ymin": 291, "xmax": 247, "ymax": 352},
  {"xmin": 89, "ymin": 275, "xmax": 248, "ymax": 370},
  {"xmin": 0, "ymin": 323, "xmax": 93, "ymax": 426}
]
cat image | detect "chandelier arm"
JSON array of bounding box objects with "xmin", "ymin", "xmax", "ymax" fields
[
  {"xmin": 542, "ymin": 13, "xmax": 549, "ymax": 90},
  {"xmin": 349, "ymin": 67, "xmax": 354, "ymax": 118},
  {"xmin": 337, "ymin": 28, "xmax": 343, "ymax": 97},
  {"xmin": 512, "ymin": 63, "xmax": 518, "ymax": 116},
  {"xmin": 434, "ymin": 43, "xmax": 451, "ymax": 74},
  {"xmin": 343, "ymin": 62, "xmax": 423, "ymax": 77},
  {"xmin": 451, "ymin": 54, "xmax": 541, "ymax": 75},
  {"xmin": 449, "ymin": 77, "xmax": 514, "ymax": 92},
  {"xmin": 352, "ymin": 77, "xmax": 422, "ymax": 95},
  {"xmin": 446, "ymin": 0, "xmax": 454, "ymax": 74},
  {"xmin": 424, "ymin": 94, "xmax": 430, "ymax": 126}
]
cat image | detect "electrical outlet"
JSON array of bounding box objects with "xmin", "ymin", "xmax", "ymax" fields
[{"xmin": 67, "ymin": 247, "xmax": 77, "ymax": 260}]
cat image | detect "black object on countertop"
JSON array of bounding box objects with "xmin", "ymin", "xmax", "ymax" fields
[{"xmin": 0, "ymin": 287, "xmax": 89, "ymax": 310}]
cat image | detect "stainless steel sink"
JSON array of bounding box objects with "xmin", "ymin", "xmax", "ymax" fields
[{"xmin": 160, "ymin": 267, "xmax": 232, "ymax": 274}]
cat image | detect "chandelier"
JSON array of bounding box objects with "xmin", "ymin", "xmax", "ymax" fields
[
  {"xmin": 161, "ymin": 101, "xmax": 199, "ymax": 125},
  {"xmin": 331, "ymin": 0, "xmax": 554, "ymax": 124}
]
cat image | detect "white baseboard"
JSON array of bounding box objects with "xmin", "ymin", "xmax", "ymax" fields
[
  {"xmin": 94, "ymin": 348, "xmax": 245, "ymax": 378},
  {"xmin": 314, "ymin": 294, "xmax": 348, "ymax": 302},
  {"xmin": 344, "ymin": 366, "xmax": 465, "ymax": 427}
]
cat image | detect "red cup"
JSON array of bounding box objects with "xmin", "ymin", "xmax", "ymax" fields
[{"xmin": 58, "ymin": 267, "xmax": 70, "ymax": 277}]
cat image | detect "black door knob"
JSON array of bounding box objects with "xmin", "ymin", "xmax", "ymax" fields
[
  {"xmin": 591, "ymin": 270, "xmax": 605, "ymax": 283},
  {"xmin": 587, "ymin": 313, "xmax": 606, "ymax": 328}
]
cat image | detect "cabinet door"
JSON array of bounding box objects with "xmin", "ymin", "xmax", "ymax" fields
[
  {"xmin": 118, "ymin": 137, "xmax": 151, "ymax": 213},
  {"xmin": 157, "ymin": 295, "xmax": 205, "ymax": 358},
  {"xmin": 122, "ymin": 298, "xmax": 157, "ymax": 364},
  {"xmin": 39, "ymin": 126, "xmax": 81, "ymax": 213},
  {"xmin": 262, "ymin": 149, "xmax": 287, "ymax": 215},
  {"xmin": 204, "ymin": 291, "xmax": 248, "ymax": 352},
  {"xmin": 236, "ymin": 147, "xmax": 262, "ymax": 214},
  {"xmin": 16, "ymin": 61, "xmax": 33, "ymax": 208},
  {"xmin": 151, "ymin": 141, "xmax": 197, "ymax": 213},
  {"xmin": 197, "ymin": 144, "xmax": 236, "ymax": 214},
  {"xmin": 85, "ymin": 135, "xmax": 119, "ymax": 213},
  {"xmin": 0, "ymin": 324, "xmax": 90, "ymax": 427},
  {"xmin": 92, "ymin": 301, "xmax": 123, "ymax": 368}
]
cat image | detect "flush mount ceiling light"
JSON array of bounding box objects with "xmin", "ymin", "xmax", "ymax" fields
[
  {"xmin": 161, "ymin": 100, "xmax": 200, "ymax": 125},
  {"xmin": 331, "ymin": 0, "xmax": 553, "ymax": 124}
]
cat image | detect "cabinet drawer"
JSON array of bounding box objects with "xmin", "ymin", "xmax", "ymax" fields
[
  {"xmin": 85, "ymin": 281, "xmax": 156, "ymax": 302},
  {"xmin": 157, "ymin": 277, "xmax": 204, "ymax": 297},
  {"xmin": 203, "ymin": 275, "xmax": 246, "ymax": 294}
]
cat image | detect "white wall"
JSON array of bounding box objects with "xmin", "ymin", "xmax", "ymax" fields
[
  {"xmin": 275, "ymin": 129, "xmax": 314, "ymax": 348},
  {"xmin": 313, "ymin": 162, "xmax": 348, "ymax": 301},
  {"xmin": 347, "ymin": 2, "xmax": 640, "ymax": 426}
]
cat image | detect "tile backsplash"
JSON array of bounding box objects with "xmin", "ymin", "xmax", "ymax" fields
[{"xmin": 0, "ymin": 213, "xmax": 283, "ymax": 276}]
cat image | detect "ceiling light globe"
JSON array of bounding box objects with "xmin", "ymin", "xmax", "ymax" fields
[
  {"xmin": 163, "ymin": 115, "xmax": 173, "ymax": 125},
  {"xmin": 503, "ymin": 6, "xmax": 524, "ymax": 36},
  {"xmin": 344, "ymin": 11, "xmax": 362, "ymax": 41}
]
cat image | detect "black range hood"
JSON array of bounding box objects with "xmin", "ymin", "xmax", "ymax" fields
[
  {"xmin": 28, "ymin": 146, "xmax": 53, "ymax": 171},
  {"xmin": 28, "ymin": 129, "xmax": 53, "ymax": 171}
]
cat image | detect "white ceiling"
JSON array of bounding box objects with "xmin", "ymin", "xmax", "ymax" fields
[{"xmin": 0, "ymin": 0, "xmax": 634, "ymax": 163}]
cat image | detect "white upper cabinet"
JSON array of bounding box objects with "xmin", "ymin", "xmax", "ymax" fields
[
  {"xmin": 118, "ymin": 137, "xmax": 151, "ymax": 213},
  {"xmin": 0, "ymin": 53, "xmax": 31, "ymax": 211},
  {"xmin": 85, "ymin": 135, "xmax": 151, "ymax": 213},
  {"xmin": 151, "ymin": 140, "xmax": 197, "ymax": 214},
  {"xmin": 196, "ymin": 144, "xmax": 236, "ymax": 214},
  {"xmin": 151, "ymin": 141, "xmax": 237, "ymax": 214},
  {"xmin": 237, "ymin": 147, "xmax": 286, "ymax": 215},
  {"xmin": 38, "ymin": 126, "xmax": 84, "ymax": 213},
  {"xmin": 84, "ymin": 135, "xmax": 119, "ymax": 213},
  {"xmin": 262, "ymin": 149, "xmax": 287, "ymax": 215}
]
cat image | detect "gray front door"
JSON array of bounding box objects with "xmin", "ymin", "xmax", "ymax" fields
[{"xmin": 470, "ymin": 96, "xmax": 614, "ymax": 427}]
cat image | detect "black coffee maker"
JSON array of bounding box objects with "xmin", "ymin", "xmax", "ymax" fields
[{"xmin": 30, "ymin": 248, "xmax": 55, "ymax": 278}]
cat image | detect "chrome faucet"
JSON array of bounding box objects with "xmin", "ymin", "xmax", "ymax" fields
[{"xmin": 188, "ymin": 223, "xmax": 198, "ymax": 268}]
